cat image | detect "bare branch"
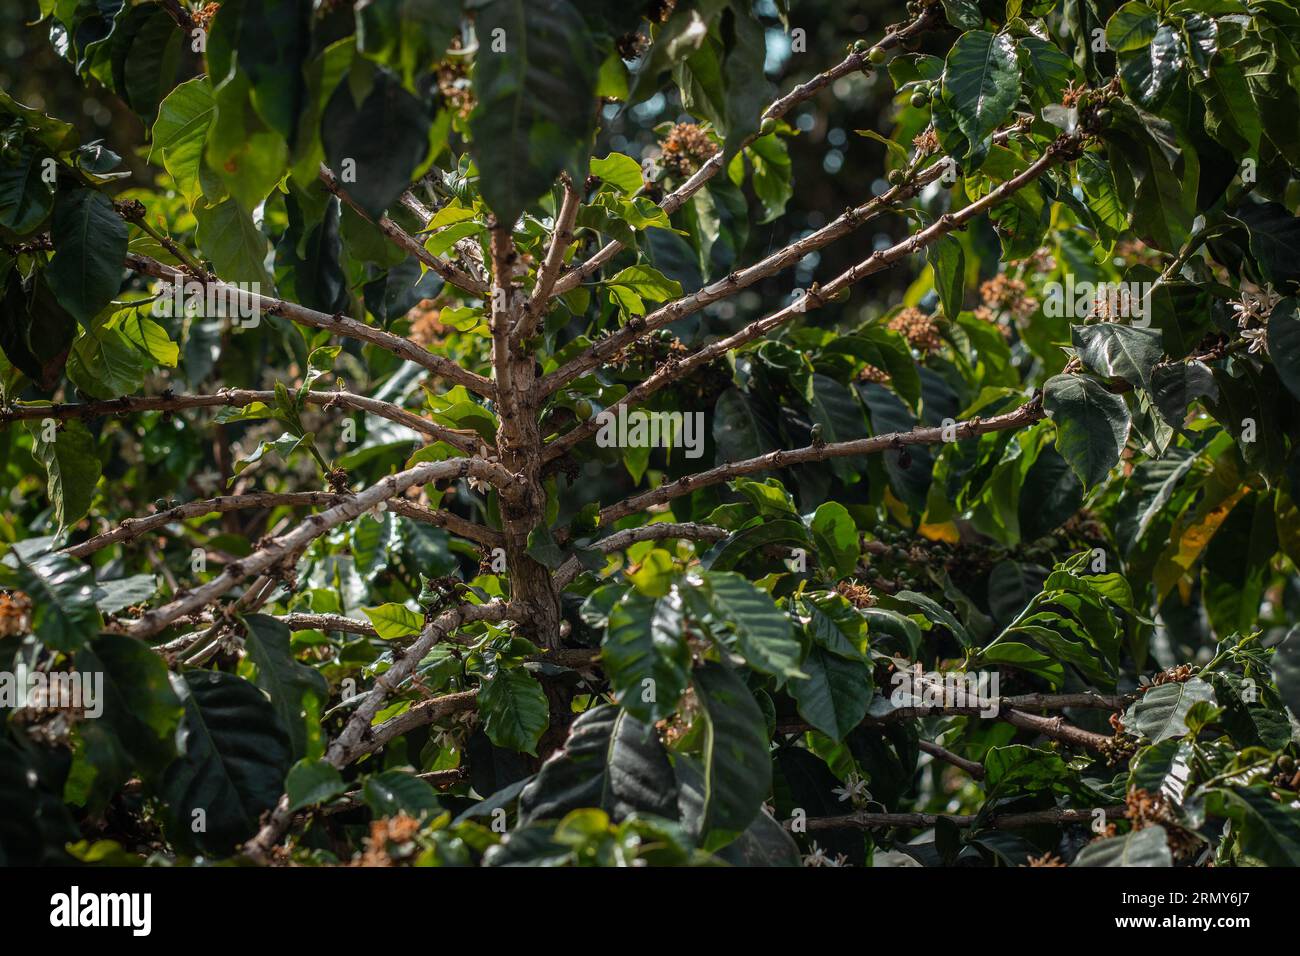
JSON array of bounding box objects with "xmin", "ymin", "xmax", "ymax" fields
[
  {"xmin": 65, "ymin": 490, "xmax": 503, "ymax": 560},
  {"xmin": 117, "ymin": 457, "xmax": 520, "ymax": 639},
  {"xmin": 548, "ymin": 6, "xmax": 941, "ymax": 299},
  {"xmin": 126, "ymin": 254, "xmax": 496, "ymax": 399},
  {"xmin": 796, "ymin": 805, "xmax": 1126, "ymax": 833},
  {"xmin": 514, "ymin": 177, "xmax": 580, "ymax": 344},
  {"xmin": 543, "ymin": 130, "xmax": 1083, "ymax": 463},
  {"xmin": 594, "ymin": 400, "xmax": 1045, "ymax": 526},
  {"xmin": 536, "ymin": 123, "xmax": 1029, "ymax": 397},
  {"xmin": 489, "ymin": 223, "xmax": 521, "ymax": 430},
  {"xmin": 398, "ymin": 189, "xmax": 488, "ymax": 281},
  {"xmin": 917, "ymin": 740, "xmax": 987, "ymax": 780},
  {"xmin": 318, "ymin": 164, "xmax": 490, "ymax": 298},
  {"xmin": 243, "ymin": 601, "xmax": 512, "ymax": 860},
  {"xmin": 1, "ymin": 387, "xmax": 483, "ymax": 455},
  {"xmin": 278, "ymin": 612, "xmax": 377, "ymax": 637}
]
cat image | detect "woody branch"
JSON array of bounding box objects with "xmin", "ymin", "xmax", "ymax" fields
[{"xmin": 542, "ymin": 128, "xmax": 1089, "ymax": 466}]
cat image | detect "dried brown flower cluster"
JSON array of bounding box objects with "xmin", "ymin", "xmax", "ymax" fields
[
  {"xmin": 646, "ymin": 0, "xmax": 678, "ymax": 23},
  {"xmin": 436, "ymin": 58, "xmax": 475, "ymax": 119},
  {"xmin": 0, "ymin": 590, "xmax": 32, "ymax": 637},
  {"xmin": 887, "ymin": 307, "xmax": 943, "ymax": 353},
  {"xmin": 613, "ymin": 332, "xmax": 689, "ymax": 368},
  {"xmin": 660, "ymin": 123, "xmax": 719, "ymax": 179},
  {"xmin": 973, "ymin": 274, "xmax": 1037, "ymax": 339},
  {"xmin": 1114, "ymin": 238, "xmax": 1164, "ymax": 270},
  {"xmin": 1060, "ymin": 508, "xmax": 1104, "ymax": 542},
  {"xmin": 1147, "ymin": 663, "xmax": 1194, "ymax": 689},
  {"xmin": 1024, "ymin": 851, "xmax": 1066, "ymax": 867},
  {"xmin": 193, "ymin": 3, "xmax": 221, "ymax": 30},
  {"xmin": 912, "ymin": 127, "xmax": 940, "ymax": 156},
  {"xmin": 1061, "ymin": 81, "xmax": 1086, "ymax": 108},
  {"xmin": 657, "ymin": 686, "xmax": 698, "ymax": 746},
  {"xmin": 355, "ymin": 813, "xmax": 423, "ymax": 867},
  {"xmin": 408, "ymin": 299, "xmax": 455, "ymax": 347},
  {"xmin": 616, "ymin": 31, "xmax": 651, "ymax": 61},
  {"xmin": 835, "ymin": 580, "xmax": 877, "ymax": 609},
  {"xmin": 1126, "ymin": 788, "xmax": 1200, "ymax": 860},
  {"xmin": 856, "ymin": 363, "xmax": 892, "ymax": 385},
  {"xmin": 1012, "ymin": 247, "xmax": 1057, "ymax": 274}
]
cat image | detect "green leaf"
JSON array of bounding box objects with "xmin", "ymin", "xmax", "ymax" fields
[
  {"xmin": 193, "ymin": 197, "xmax": 275, "ymax": 288},
  {"xmin": 1019, "ymin": 444, "xmax": 1083, "ymax": 541},
  {"xmin": 0, "ymin": 140, "xmax": 55, "ymax": 234},
  {"xmin": 151, "ymin": 77, "xmax": 216, "ymax": 204},
  {"xmin": 46, "ymin": 189, "xmax": 127, "ymax": 325},
  {"xmin": 1209, "ymin": 786, "xmax": 1300, "ymax": 866},
  {"xmin": 605, "ymin": 265, "xmax": 683, "ymax": 316},
  {"xmin": 363, "ymin": 770, "xmax": 439, "ymax": 817},
  {"xmin": 589, "ymin": 152, "xmax": 644, "ymax": 195},
  {"xmin": 356, "ymin": 0, "xmax": 459, "ymax": 89},
  {"xmin": 1272, "ymin": 626, "xmax": 1300, "ymax": 720},
  {"xmin": 1105, "ymin": 2, "xmax": 1158, "ymax": 53},
  {"xmin": 601, "ymin": 590, "xmax": 691, "ymax": 722},
  {"xmin": 112, "ymin": 3, "xmax": 183, "ymax": 125},
  {"xmin": 285, "ymin": 759, "xmax": 345, "ymax": 812},
  {"xmin": 243, "ymin": 614, "xmax": 328, "ymax": 761},
  {"xmin": 66, "ymin": 325, "xmax": 146, "ymax": 399},
  {"xmin": 468, "ymin": 0, "xmax": 599, "ymax": 226},
  {"xmin": 1268, "ymin": 297, "xmax": 1300, "ymax": 401},
  {"xmin": 362, "ymin": 602, "xmax": 424, "ymax": 639},
  {"xmin": 928, "ymin": 236, "xmax": 965, "ymax": 323},
  {"xmin": 322, "ymin": 67, "xmax": 432, "ymax": 219},
  {"xmin": 161, "ymin": 671, "xmax": 293, "ymax": 857},
  {"xmin": 479, "ymin": 665, "xmax": 549, "ymax": 755},
  {"xmin": 801, "ymin": 591, "xmax": 869, "ymax": 661},
  {"xmin": 694, "ymin": 662, "xmax": 770, "ymax": 843},
  {"xmin": 92, "ymin": 574, "xmax": 157, "ymax": 614},
  {"xmin": 808, "ymin": 501, "xmax": 859, "ymax": 579},
  {"xmin": 1071, "ymin": 323, "xmax": 1163, "ymax": 392},
  {"xmin": 26, "ymin": 418, "xmax": 102, "ymax": 533},
  {"xmin": 76, "ymin": 633, "xmax": 183, "ymax": 780},
  {"xmin": 1042, "ymin": 374, "xmax": 1131, "ymax": 489},
  {"xmin": 517, "ymin": 705, "xmax": 678, "ymax": 825},
  {"xmin": 789, "ymin": 645, "xmax": 872, "ymax": 742},
  {"xmin": 697, "ymin": 571, "xmax": 803, "ymax": 679},
  {"xmin": 720, "ymin": 3, "xmax": 773, "ymax": 159},
  {"xmin": 1125, "ymin": 678, "xmax": 1216, "ymax": 742},
  {"xmin": 1072, "ymin": 825, "xmax": 1172, "ymax": 866},
  {"xmin": 0, "ymin": 541, "xmax": 100, "ymax": 651},
  {"xmin": 941, "ymin": 30, "xmax": 1021, "ymax": 156}
]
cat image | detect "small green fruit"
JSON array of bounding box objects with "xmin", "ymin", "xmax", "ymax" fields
[
  {"xmin": 910, "ymin": 91, "xmax": 928, "ymax": 108},
  {"xmin": 887, "ymin": 169, "xmax": 906, "ymax": 186},
  {"xmin": 868, "ymin": 45, "xmax": 887, "ymax": 64},
  {"xmin": 853, "ymin": 39, "xmax": 871, "ymax": 55},
  {"xmin": 1095, "ymin": 107, "xmax": 1112, "ymax": 127},
  {"xmin": 759, "ymin": 117, "xmax": 777, "ymax": 135},
  {"xmin": 574, "ymin": 400, "xmax": 593, "ymax": 421}
]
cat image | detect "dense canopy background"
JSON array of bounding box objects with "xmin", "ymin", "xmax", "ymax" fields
[{"xmin": 1, "ymin": 0, "xmax": 1299, "ymax": 868}]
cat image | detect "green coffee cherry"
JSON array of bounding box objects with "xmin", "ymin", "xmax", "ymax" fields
[
  {"xmin": 910, "ymin": 91, "xmax": 928, "ymax": 108},
  {"xmin": 574, "ymin": 400, "xmax": 593, "ymax": 421},
  {"xmin": 759, "ymin": 117, "xmax": 777, "ymax": 135},
  {"xmin": 868, "ymin": 45, "xmax": 887, "ymax": 64},
  {"xmin": 887, "ymin": 168, "xmax": 906, "ymax": 186},
  {"xmin": 853, "ymin": 39, "xmax": 871, "ymax": 55},
  {"xmin": 1095, "ymin": 107, "xmax": 1112, "ymax": 127}
]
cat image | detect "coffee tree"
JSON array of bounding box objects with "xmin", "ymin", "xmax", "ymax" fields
[{"xmin": 1, "ymin": 0, "xmax": 1299, "ymax": 868}]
